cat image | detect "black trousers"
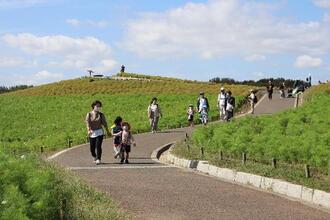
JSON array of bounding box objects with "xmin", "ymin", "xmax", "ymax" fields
[
  {"xmin": 90, "ymin": 135, "xmax": 103, "ymax": 160},
  {"xmin": 268, "ymin": 91, "xmax": 273, "ymax": 99}
]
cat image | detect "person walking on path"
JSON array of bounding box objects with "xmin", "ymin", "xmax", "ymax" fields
[
  {"xmin": 187, "ymin": 104, "xmax": 195, "ymax": 127},
  {"xmin": 85, "ymin": 100, "xmax": 111, "ymax": 165},
  {"xmin": 111, "ymin": 116, "xmax": 123, "ymax": 159},
  {"xmin": 197, "ymin": 92, "xmax": 210, "ymax": 113},
  {"xmin": 148, "ymin": 97, "xmax": 162, "ymax": 133},
  {"xmin": 225, "ymin": 91, "xmax": 235, "ymax": 121},
  {"xmin": 267, "ymin": 81, "xmax": 274, "ymax": 100},
  {"xmin": 248, "ymin": 89, "xmax": 257, "ymax": 114},
  {"xmin": 120, "ymin": 122, "xmax": 136, "ymax": 164},
  {"xmin": 217, "ymin": 87, "xmax": 227, "ymax": 120},
  {"xmin": 279, "ymin": 82, "xmax": 285, "ymax": 98}
]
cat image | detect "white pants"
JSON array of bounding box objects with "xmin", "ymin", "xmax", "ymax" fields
[{"xmin": 219, "ymin": 105, "xmax": 226, "ymax": 119}]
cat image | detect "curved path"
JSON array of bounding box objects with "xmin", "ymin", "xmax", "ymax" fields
[{"xmin": 51, "ymin": 93, "xmax": 330, "ymax": 220}]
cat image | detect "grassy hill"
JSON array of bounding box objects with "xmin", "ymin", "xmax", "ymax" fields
[
  {"xmin": 173, "ymin": 83, "xmax": 330, "ymax": 191},
  {"xmin": 0, "ymin": 73, "xmax": 254, "ymax": 152}
]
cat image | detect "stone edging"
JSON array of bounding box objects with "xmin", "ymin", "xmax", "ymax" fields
[{"xmin": 159, "ymin": 144, "xmax": 330, "ymax": 212}]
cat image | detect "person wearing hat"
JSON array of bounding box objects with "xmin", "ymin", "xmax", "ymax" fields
[
  {"xmin": 197, "ymin": 91, "xmax": 209, "ymax": 113},
  {"xmin": 187, "ymin": 104, "xmax": 195, "ymax": 127},
  {"xmin": 217, "ymin": 87, "xmax": 227, "ymax": 120}
]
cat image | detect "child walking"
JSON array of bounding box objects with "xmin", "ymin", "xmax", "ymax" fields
[
  {"xmin": 111, "ymin": 116, "xmax": 123, "ymax": 159},
  {"xmin": 187, "ymin": 104, "xmax": 195, "ymax": 127},
  {"xmin": 120, "ymin": 122, "xmax": 136, "ymax": 164}
]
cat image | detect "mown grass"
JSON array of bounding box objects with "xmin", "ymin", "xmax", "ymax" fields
[
  {"xmin": 0, "ymin": 149, "xmax": 129, "ymax": 220},
  {"xmin": 173, "ymin": 83, "xmax": 330, "ymax": 192},
  {"xmin": 0, "ymin": 77, "xmax": 251, "ymax": 152}
]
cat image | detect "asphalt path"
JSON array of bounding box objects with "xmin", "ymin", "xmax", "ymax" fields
[{"xmin": 51, "ymin": 93, "xmax": 330, "ymax": 219}]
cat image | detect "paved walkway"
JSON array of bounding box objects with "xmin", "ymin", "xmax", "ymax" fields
[{"xmin": 51, "ymin": 93, "xmax": 330, "ymax": 220}]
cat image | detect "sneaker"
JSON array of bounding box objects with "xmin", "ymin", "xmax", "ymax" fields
[
  {"xmin": 95, "ymin": 159, "xmax": 101, "ymax": 165},
  {"xmin": 120, "ymin": 158, "xmax": 125, "ymax": 164},
  {"xmin": 93, "ymin": 157, "xmax": 97, "ymax": 163},
  {"xmin": 125, "ymin": 159, "xmax": 129, "ymax": 164}
]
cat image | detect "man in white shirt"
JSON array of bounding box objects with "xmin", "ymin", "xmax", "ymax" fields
[{"xmin": 217, "ymin": 87, "xmax": 227, "ymax": 120}]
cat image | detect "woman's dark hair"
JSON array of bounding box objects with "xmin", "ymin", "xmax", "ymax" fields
[
  {"xmin": 91, "ymin": 100, "xmax": 102, "ymax": 109},
  {"xmin": 114, "ymin": 116, "xmax": 123, "ymax": 125},
  {"xmin": 227, "ymin": 91, "xmax": 232, "ymax": 95},
  {"xmin": 150, "ymin": 97, "xmax": 158, "ymax": 105}
]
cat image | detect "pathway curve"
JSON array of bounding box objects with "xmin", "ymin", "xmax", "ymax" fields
[{"xmin": 51, "ymin": 93, "xmax": 330, "ymax": 220}]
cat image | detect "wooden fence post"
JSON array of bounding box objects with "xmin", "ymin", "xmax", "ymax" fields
[
  {"xmin": 67, "ymin": 139, "xmax": 72, "ymax": 148},
  {"xmin": 242, "ymin": 153, "xmax": 247, "ymax": 165},
  {"xmin": 220, "ymin": 151, "xmax": 223, "ymax": 160},
  {"xmin": 272, "ymin": 158, "xmax": 277, "ymax": 168},
  {"xmin": 305, "ymin": 164, "xmax": 311, "ymax": 178},
  {"xmin": 200, "ymin": 147, "xmax": 205, "ymax": 157}
]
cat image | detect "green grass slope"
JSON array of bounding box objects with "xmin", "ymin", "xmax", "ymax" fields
[
  {"xmin": 0, "ymin": 74, "xmax": 254, "ymax": 152},
  {"xmin": 173, "ymin": 83, "xmax": 330, "ymax": 191}
]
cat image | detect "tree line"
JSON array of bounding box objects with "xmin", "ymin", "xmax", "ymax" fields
[
  {"xmin": 209, "ymin": 77, "xmax": 305, "ymax": 88},
  {"xmin": 0, "ymin": 85, "xmax": 33, "ymax": 94}
]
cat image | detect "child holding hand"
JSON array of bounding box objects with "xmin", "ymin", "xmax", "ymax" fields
[{"xmin": 120, "ymin": 122, "xmax": 136, "ymax": 164}]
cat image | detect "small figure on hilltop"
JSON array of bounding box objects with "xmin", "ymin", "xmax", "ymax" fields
[
  {"xmin": 187, "ymin": 104, "xmax": 195, "ymax": 127},
  {"xmin": 279, "ymin": 82, "xmax": 285, "ymax": 98},
  {"xmin": 120, "ymin": 65, "xmax": 125, "ymax": 73},
  {"xmin": 225, "ymin": 91, "xmax": 235, "ymax": 121},
  {"xmin": 217, "ymin": 87, "xmax": 227, "ymax": 120},
  {"xmin": 148, "ymin": 97, "xmax": 162, "ymax": 133},
  {"xmin": 85, "ymin": 100, "xmax": 111, "ymax": 165},
  {"xmin": 248, "ymin": 89, "xmax": 257, "ymax": 114},
  {"xmin": 120, "ymin": 122, "xmax": 136, "ymax": 164},
  {"xmin": 111, "ymin": 116, "xmax": 123, "ymax": 159},
  {"xmin": 267, "ymin": 80, "xmax": 274, "ymax": 100}
]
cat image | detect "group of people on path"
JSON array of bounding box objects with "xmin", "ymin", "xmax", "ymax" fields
[
  {"xmin": 85, "ymin": 88, "xmax": 253, "ymax": 165},
  {"xmin": 85, "ymin": 100, "xmax": 136, "ymax": 165}
]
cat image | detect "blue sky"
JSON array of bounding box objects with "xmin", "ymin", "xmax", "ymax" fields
[{"xmin": 0, "ymin": 0, "xmax": 329, "ymax": 86}]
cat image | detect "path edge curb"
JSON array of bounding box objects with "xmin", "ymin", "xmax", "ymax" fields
[{"xmin": 155, "ymin": 143, "xmax": 330, "ymax": 212}]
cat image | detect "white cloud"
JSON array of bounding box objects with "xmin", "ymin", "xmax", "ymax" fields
[
  {"xmin": 66, "ymin": 19, "xmax": 80, "ymax": 27},
  {"xmin": 294, "ymin": 55, "xmax": 323, "ymax": 68},
  {"xmin": 35, "ymin": 70, "xmax": 63, "ymax": 79},
  {"xmin": 0, "ymin": 70, "xmax": 63, "ymax": 86},
  {"xmin": 66, "ymin": 18, "xmax": 108, "ymax": 28},
  {"xmin": 122, "ymin": 0, "xmax": 330, "ymax": 59},
  {"xmin": 0, "ymin": 57, "xmax": 38, "ymax": 67},
  {"xmin": 313, "ymin": 0, "xmax": 330, "ymax": 8},
  {"xmin": 2, "ymin": 33, "xmax": 116, "ymax": 73},
  {"xmin": 244, "ymin": 54, "xmax": 266, "ymax": 62}
]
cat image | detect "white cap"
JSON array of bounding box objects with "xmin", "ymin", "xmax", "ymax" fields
[{"xmin": 220, "ymin": 87, "xmax": 224, "ymax": 90}]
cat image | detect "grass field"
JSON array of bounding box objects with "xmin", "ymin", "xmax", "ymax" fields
[
  {"xmin": 173, "ymin": 83, "xmax": 330, "ymax": 191},
  {"xmin": 0, "ymin": 74, "xmax": 252, "ymax": 152},
  {"xmin": 0, "ymin": 149, "xmax": 128, "ymax": 220},
  {"xmin": 0, "ymin": 73, "xmax": 254, "ymax": 219}
]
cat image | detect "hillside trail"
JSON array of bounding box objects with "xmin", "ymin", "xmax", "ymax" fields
[{"xmin": 50, "ymin": 92, "xmax": 330, "ymax": 220}]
